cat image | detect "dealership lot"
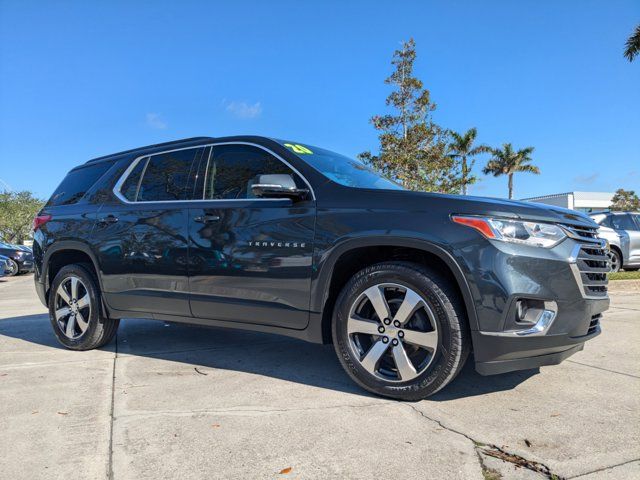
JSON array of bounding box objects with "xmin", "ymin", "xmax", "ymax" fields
[{"xmin": 1, "ymin": 274, "xmax": 638, "ymax": 479}]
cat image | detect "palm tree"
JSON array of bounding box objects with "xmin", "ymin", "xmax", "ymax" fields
[
  {"xmin": 624, "ymin": 24, "xmax": 640, "ymax": 62},
  {"xmin": 448, "ymin": 128, "xmax": 491, "ymax": 195},
  {"xmin": 482, "ymin": 143, "xmax": 540, "ymax": 199}
]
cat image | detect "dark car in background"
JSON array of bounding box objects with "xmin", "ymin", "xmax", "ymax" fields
[
  {"xmin": 0, "ymin": 242, "xmax": 34, "ymax": 276},
  {"xmin": 32, "ymin": 136, "xmax": 609, "ymax": 400}
]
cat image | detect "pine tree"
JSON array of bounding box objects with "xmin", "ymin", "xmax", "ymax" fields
[{"xmin": 359, "ymin": 39, "xmax": 461, "ymax": 193}]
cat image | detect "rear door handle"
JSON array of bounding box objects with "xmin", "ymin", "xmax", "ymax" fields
[
  {"xmin": 97, "ymin": 215, "xmax": 118, "ymax": 225},
  {"xmin": 194, "ymin": 214, "xmax": 220, "ymax": 224}
]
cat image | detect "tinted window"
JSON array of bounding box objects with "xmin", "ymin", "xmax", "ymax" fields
[
  {"xmin": 610, "ymin": 214, "xmax": 637, "ymax": 231},
  {"xmin": 599, "ymin": 215, "xmax": 613, "ymax": 228},
  {"xmin": 120, "ymin": 157, "xmax": 147, "ymax": 201},
  {"xmin": 47, "ymin": 162, "xmax": 112, "ymax": 206},
  {"xmin": 202, "ymin": 144, "xmax": 299, "ymax": 200},
  {"xmin": 136, "ymin": 149, "xmax": 201, "ymax": 202}
]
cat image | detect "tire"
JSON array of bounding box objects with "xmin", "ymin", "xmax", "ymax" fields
[
  {"xmin": 332, "ymin": 262, "xmax": 470, "ymax": 401},
  {"xmin": 6, "ymin": 259, "xmax": 19, "ymax": 276},
  {"xmin": 608, "ymin": 249, "xmax": 622, "ymax": 273},
  {"xmin": 48, "ymin": 264, "xmax": 119, "ymax": 350}
]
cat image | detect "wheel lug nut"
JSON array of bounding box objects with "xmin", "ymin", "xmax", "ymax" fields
[
  {"xmin": 383, "ymin": 318, "xmax": 391, "ymax": 325},
  {"xmin": 382, "ymin": 336, "xmax": 389, "ymax": 344},
  {"xmin": 392, "ymin": 339, "xmax": 399, "ymax": 346},
  {"xmin": 398, "ymin": 331, "xmax": 404, "ymax": 338},
  {"xmin": 393, "ymin": 320, "xmax": 401, "ymax": 327},
  {"xmin": 378, "ymin": 326, "xmax": 385, "ymax": 333}
]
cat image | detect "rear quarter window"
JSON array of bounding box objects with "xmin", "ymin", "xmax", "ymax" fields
[{"xmin": 47, "ymin": 162, "xmax": 112, "ymax": 207}]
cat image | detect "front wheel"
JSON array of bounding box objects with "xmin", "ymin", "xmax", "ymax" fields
[
  {"xmin": 608, "ymin": 249, "xmax": 621, "ymax": 273},
  {"xmin": 48, "ymin": 264, "xmax": 119, "ymax": 350},
  {"xmin": 6, "ymin": 259, "xmax": 19, "ymax": 276},
  {"xmin": 332, "ymin": 262, "xmax": 470, "ymax": 401}
]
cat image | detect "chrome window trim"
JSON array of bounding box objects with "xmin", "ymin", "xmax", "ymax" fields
[{"xmin": 112, "ymin": 141, "xmax": 316, "ymax": 204}]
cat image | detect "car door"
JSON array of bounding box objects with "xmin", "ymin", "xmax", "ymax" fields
[
  {"xmin": 188, "ymin": 143, "xmax": 316, "ymax": 329},
  {"xmin": 92, "ymin": 147, "xmax": 206, "ymax": 317},
  {"xmin": 628, "ymin": 214, "xmax": 640, "ymax": 265}
]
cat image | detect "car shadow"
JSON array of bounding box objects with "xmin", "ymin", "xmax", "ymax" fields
[{"xmin": 0, "ymin": 313, "xmax": 538, "ymax": 401}]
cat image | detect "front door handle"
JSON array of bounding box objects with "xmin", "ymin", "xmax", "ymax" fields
[
  {"xmin": 194, "ymin": 214, "xmax": 220, "ymax": 224},
  {"xmin": 97, "ymin": 215, "xmax": 118, "ymax": 225}
]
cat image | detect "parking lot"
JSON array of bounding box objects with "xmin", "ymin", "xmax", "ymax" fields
[{"xmin": 0, "ymin": 274, "xmax": 638, "ymax": 479}]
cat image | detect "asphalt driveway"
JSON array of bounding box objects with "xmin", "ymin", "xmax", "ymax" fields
[{"xmin": 1, "ymin": 274, "xmax": 638, "ymax": 479}]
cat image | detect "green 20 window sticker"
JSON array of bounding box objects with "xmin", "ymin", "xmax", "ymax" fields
[{"xmin": 284, "ymin": 143, "xmax": 313, "ymax": 154}]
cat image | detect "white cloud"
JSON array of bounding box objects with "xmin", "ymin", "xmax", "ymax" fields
[
  {"xmin": 573, "ymin": 173, "xmax": 599, "ymax": 185},
  {"xmin": 224, "ymin": 100, "xmax": 262, "ymax": 119},
  {"xmin": 145, "ymin": 113, "xmax": 167, "ymax": 129}
]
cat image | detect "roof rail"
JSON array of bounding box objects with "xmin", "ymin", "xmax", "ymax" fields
[{"xmin": 85, "ymin": 137, "xmax": 212, "ymax": 164}]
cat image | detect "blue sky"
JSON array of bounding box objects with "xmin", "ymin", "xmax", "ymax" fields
[{"xmin": 1, "ymin": 0, "xmax": 638, "ymax": 200}]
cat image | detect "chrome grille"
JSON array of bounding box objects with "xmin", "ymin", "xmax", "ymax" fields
[
  {"xmin": 563, "ymin": 224, "xmax": 601, "ymax": 243},
  {"xmin": 568, "ymin": 225, "xmax": 609, "ymax": 299}
]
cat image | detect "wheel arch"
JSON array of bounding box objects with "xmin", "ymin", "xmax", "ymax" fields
[
  {"xmin": 313, "ymin": 237, "xmax": 478, "ymax": 343},
  {"xmin": 43, "ymin": 241, "xmax": 103, "ymax": 304}
]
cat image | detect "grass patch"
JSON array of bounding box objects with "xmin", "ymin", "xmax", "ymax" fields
[{"xmin": 610, "ymin": 270, "xmax": 640, "ymax": 280}]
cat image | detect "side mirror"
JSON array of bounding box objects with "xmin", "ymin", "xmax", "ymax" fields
[{"xmin": 251, "ymin": 174, "xmax": 309, "ymax": 200}]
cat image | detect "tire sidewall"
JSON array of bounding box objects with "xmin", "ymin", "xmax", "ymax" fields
[
  {"xmin": 333, "ymin": 263, "xmax": 463, "ymax": 400},
  {"xmin": 48, "ymin": 264, "xmax": 102, "ymax": 350}
]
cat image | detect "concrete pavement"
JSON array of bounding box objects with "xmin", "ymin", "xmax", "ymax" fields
[{"xmin": 1, "ymin": 274, "xmax": 638, "ymax": 479}]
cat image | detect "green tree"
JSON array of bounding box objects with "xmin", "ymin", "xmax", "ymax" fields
[
  {"xmin": 448, "ymin": 128, "xmax": 490, "ymax": 195},
  {"xmin": 359, "ymin": 39, "xmax": 461, "ymax": 193},
  {"xmin": 482, "ymin": 144, "xmax": 540, "ymax": 199},
  {"xmin": 610, "ymin": 188, "xmax": 640, "ymax": 211},
  {"xmin": 624, "ymin": 24, "xmax": 640, "ymax": 62},
  {"xmin": 0, "ymin": 190, "xmax": 45, "ymax": 244}
]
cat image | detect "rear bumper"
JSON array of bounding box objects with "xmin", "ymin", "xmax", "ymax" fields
[{"xmin": 35, "ymin": 276, "xmax": 47, "ymax": 306}]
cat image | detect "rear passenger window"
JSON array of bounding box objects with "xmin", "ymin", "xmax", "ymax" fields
[
  {"xmin": 202, "ymin": 144, "xmax": 300, "ymax": 200},
  {"xmin": 47, "ymin": 162, "xmax": 112, "ymax": 206},
  {"xmin": 135, "ymin": 148, "xmax": 201, "ymax": 202}
]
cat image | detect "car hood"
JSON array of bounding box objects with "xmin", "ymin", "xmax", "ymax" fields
[{"xmin": 356, "ymin": 189, "xmax": 598, "ymax": 229}]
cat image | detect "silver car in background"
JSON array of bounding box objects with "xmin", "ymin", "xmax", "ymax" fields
[{"xmin": 590, "ymin": 212, "xmax": 640, "ymax": 272}]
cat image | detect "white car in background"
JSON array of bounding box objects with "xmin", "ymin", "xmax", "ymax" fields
[{"xmin": 590, "ymin": 212, "xmax": 640, "ymax": 272}]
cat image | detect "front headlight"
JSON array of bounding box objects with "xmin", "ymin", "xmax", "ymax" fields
[{"xmin": 452, "ymin": 216, "xmax": 567, "ymax": 248}]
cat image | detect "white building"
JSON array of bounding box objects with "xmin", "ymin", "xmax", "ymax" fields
[{"xmin": 522, "ymin": 191, "xmax": 614, "ymax": 213}]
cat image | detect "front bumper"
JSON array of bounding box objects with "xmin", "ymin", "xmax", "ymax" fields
[{"xmin": 462, "ymin": 236, "xmax": 610, "ymax": 375}]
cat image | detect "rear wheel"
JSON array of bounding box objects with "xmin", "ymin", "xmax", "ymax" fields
[
  {"xmin": 48, "ymin": 264, "xmax": 119, "ymax": 350},
  {"xmin": 332, "ymin": 262, "xmax": 470, "ymax": 400}
]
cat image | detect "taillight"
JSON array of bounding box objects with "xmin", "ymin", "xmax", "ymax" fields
[{"xmin": 33, "ymin": 214, "xmax": 52, "ymax": 231}]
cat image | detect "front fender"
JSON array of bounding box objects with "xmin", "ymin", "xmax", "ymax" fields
[{"xmin": 311, "ymin": 234, "xmax": 479, "ymax": 331}]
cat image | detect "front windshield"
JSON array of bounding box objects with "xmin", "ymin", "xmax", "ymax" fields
[{"xmin": 278, "ymin": 140, "xmax": 403, "ymax": 190}]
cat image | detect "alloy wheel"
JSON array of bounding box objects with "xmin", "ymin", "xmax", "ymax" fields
[
  {"xmin": 54, "ymin": 275, "xmax": 91, "ymax": 339},
  {"xmin": 6, "ymin": 259, "xmax": 18, "ymax": 276},
  {"xmin": 608, "ymin": 251, "xmax": 620, "ymax": 273},
  {"xmin": 347, "ymin": 283, "xmax": 438, "ymax": 382}
]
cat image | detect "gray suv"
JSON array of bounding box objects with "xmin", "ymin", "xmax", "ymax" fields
[{"xmin": 590, "ymin": 212, "xmax": 640, "ymax": 272}]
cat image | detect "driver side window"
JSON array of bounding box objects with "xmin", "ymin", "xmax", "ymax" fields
[{"xmin": 201, "ymin": 144, "xmax": 301, "ymax": 200}]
